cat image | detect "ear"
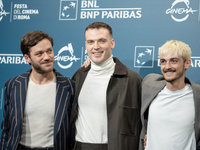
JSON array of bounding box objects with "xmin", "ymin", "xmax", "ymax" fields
[
  {"xmin": 24, "ymin": 54, "xmax": 31, "ymax": 64},
  {"xmin": 111, "ymin": 38, "xmax": 115, "ymax": 49},
  {"xmin": 185, "ymin": 59, "xmax": 191, "ymax": 70}
]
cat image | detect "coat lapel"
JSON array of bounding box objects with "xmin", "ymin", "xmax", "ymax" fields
[
  {"xmin": 191, "ymin": 81, "xmax": 200, "ymax": 141},
  {"xmin": 54, "ymin": 71, "xmax": 73, "ymax": 140},
  {"xmin": 73, "ymin": 71, "xmax": 88, "ymax": 104},
  {"xmin": 141, "ymin": 80, "xmax": 165, "ymax": 118},
  {"xmin": 14, "ymin": 70, "xmax": 31, "ymax": 131},
  {"xmin": 70, "ymin": 68, "xmax": 88, "ymax": 124},
  {"xmin": 141, "ymin": 75, "xmax": 166, "ymax": 127}
]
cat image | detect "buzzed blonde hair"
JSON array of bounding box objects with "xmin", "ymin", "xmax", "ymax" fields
[{"xmin": 159, "ymin": 40, "xmax": 191, "ymax": 61}]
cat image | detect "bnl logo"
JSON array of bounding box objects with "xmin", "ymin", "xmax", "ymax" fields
[
  {"xmin": 0, "ymin": 0, "xmax": 10, "ymax": 21},
  {"xmin": 0, "ymin": 89, "xmax": 3, "ymax": 110},
  {"xmin": 59, "ymin": 0, "xmax": 78, "ymax": 20},
  {"xmin": 134, "ymin": 46, "xmax": 154, "ymax": 68}
]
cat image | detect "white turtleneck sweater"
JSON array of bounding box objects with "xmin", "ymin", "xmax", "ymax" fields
[{"xmin": 75, "ymin": 56, "xmax": 116, "ymax": 143}]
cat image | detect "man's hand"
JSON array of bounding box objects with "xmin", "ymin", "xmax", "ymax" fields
[
  {"xmin": 82, "ymin": 58, "xmax": 91, "ymax": 68},
  {"xmin": 144, "ymin": 134, "xmax": 147, "ymax": 149}
]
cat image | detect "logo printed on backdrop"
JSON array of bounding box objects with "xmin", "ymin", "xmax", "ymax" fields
[
  {"xmin": 166, "ymin": 0, "xmax": 198, "ymax": 22},
  {"xmin": 80, "ymin": 0, "xmax": 142, "ymax": 19},
  {"xmin": 55, "ymin": 43, "xmax": 80, "ymax": 69},
  {"xmin": 59, "ymin": 0, "xmax": 78, "ymax": 20},
  {"xmin": 190, "ymin": 57, "xmax": 200, "ymax": 67},
  {"xmin": 0, "ymin": 54, "xmax": 28, "ymax": 64},
  {"xmin": 0, "ymin": 0, "xmax": 10, "ymax": 21},
  {"xmin": 0, "ymin": 1, "xmax": 40, "ymax": 22},
  {"xmin": 59, "ymin": 0, "xmax": 142, "ymax": 20},
  {"xmin": 13, "ymin": 4, "xmax": 39, "ymax": 20},
  {"xmin": 134, "ymin": 46, "xmax": 154, "ymax": 68}
]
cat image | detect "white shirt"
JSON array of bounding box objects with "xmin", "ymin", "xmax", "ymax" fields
[
  {"xmin": 75, "ymin": 56, "xmax": 115, "ymax": 143},
  {"xmin": 19, "ymin": 76, "xmax": 56, "ymax": 147},
  {"xmin": 146, "ymin": 84, "xmax": 196, "ymax": 150}
]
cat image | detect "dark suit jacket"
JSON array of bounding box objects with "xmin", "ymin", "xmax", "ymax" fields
[
  {"xmin": 139, "ymin": 73, "xmax": 200, "ymax": 150},
  {"xmin": 70, "ymin": 57, "xmax": 143, "ymax": 150},
  {"xmin": 0, "ymin": 69, "xmax": 75, "ymax": 150}
]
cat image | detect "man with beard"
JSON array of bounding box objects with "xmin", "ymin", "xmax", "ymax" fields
[
  {"xmin": 0, "ymin": 31, "xmax": 75, "ymax": 150},
  {"xmin": 139, "ymin": 40, "xmax": 200, "ymax": 150}
]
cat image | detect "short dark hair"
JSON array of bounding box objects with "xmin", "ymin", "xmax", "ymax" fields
[
  {"xmin": 20, "ymin": 31, "xmax": 54, "ymax": 56},
  {"xmin": 85, "ymin": 22, "xmax": 113, "ymax": 37}
]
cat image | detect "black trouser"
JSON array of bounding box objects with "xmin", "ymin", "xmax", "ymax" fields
[
  {"xmin": 17, "ymin": 144, "xmax": 53, "ymax": 150},
  {"xmin": 74, "ymin": 141, "xmax": 108, "ymax": 150}
]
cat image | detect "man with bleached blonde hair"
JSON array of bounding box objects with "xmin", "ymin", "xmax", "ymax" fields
[{"xmin": 139, "ymin": 40, "xmax": 200, "ymax": 150}]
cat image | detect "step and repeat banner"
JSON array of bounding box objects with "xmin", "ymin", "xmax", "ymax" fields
[{"xmin": 0, "ymin": 0, "xmax": 200, "ymax": 134}]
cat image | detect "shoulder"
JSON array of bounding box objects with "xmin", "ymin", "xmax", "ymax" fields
[
  {"xmin": 5, "ymin": 70, "xmax": 30, "ymax": 87},
  {"xmin": 188, "ymin": 78, "xmax": 200, "ymax": 90},
  {"xmin": 143, "ymin": 73, "xmax": 163, "ymax": 82},
  {"xmin": 126, "ymin": 67, "xmax": 143, "ymax": 82},
  {"xmin": 113, "ymin": 57, "xmax": 143, "ymax": 82},
  {"xmin": 72, "ymin": 66, "xmax": 90, "ymax": 81},
  {"xmin": 55, "ymin": 70, "xmax": 75, "ymax": 86},
  {"xmin": 142, "ymin": 73, "xmax": 165, "ymax": 87},
  {"xmin": 72, "ymin": 67, "xmax": 82, "ymax": 79}
]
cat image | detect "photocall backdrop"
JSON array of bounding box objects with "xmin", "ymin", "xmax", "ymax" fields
[{"xmin": 0, "ymin": 0, "xmax": 200, "ymax": 135}]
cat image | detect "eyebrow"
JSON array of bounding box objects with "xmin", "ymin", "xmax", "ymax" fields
[
  {"xmin": 87, "ymin": 38, "xmax": 106, "ymax": 40},
  {"xmin": 160, "ymin": 57, "xmax": 179, "ymax": 60},
  {"xmin": 34, "ymin": 47, "xmax": 53, "ymax": 53}
]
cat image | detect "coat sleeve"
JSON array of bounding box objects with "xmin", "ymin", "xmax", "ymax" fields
[
  {"xmin": 0, "ymin": 80, "xmax": 12, "ymax": 149},
  {"xmin": 138, "ymin": 74, "xmax": 150, "ymax": 150},
  {"xmin": 197, "ymin": 140, "xmax": 200, "ymax": 150},
  {"xmin": 139, "ymin": 124, "xmax": 147, "ymax": 150}
]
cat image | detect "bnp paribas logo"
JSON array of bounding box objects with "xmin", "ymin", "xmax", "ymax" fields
[
  {"xmin": 59, "ymin": 0, "xmax": 78, "ymax": 20},
  {"xmin": 0, "ymin": 0, "xmax": 10, "ymax": 21},
  {"xmin": 134, "ymin": 46, "xmax": 154, "ymax": 68}
]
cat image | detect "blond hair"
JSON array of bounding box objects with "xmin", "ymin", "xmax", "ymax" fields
[{"xmin": 159, "ymin": 40, "xmax": 191, "ymax": 61}]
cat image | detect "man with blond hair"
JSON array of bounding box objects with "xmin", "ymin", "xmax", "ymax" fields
[{"xmin": 139, "ymin": 40, "xmax": 200, "ymax": 150}]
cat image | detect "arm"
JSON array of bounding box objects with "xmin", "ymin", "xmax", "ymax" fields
[
  {"xmin": 0, "ymin": 81, "xmax": 11, "ymax": 149},
  {"xmin": 81, "ymin": 58, "xmax": 90, "ymax": 68}
]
